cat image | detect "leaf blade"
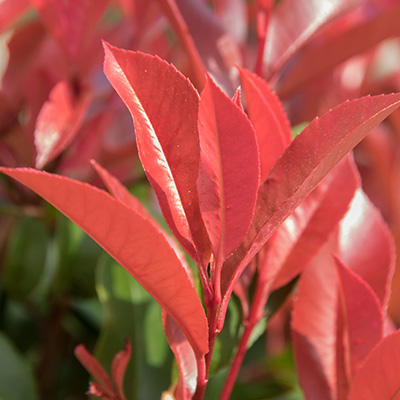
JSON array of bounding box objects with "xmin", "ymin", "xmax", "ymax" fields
[
  {"xmin": 197, "ymin": 77, "xmax": 259, "ymax": 263},
  {"xmin": 0, "ymin": 168, "xmax": 209, "ymax": 356}
]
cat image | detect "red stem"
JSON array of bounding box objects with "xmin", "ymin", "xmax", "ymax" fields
[
  {"xmin": 219, "ymin": 273, "xmax": 270, "ymax": 400},
  {"xmin": 155, "ymin": 0, "xmax": 206, "ymax": 90},
  {"xmin": 255, "ymin": 0, "xmax": 273, "ymax": 76}
]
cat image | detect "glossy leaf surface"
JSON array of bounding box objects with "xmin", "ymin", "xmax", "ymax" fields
[
  {"xmin": 339, "ymin": 188, "xmax": 395, "ymax": 309},
  {"xmin": 238, "ymin": 67, "xmax": 291, "ymax": 181},
  {"xmin": 30, "ymin": 0, "xmax": 109, "ymax": 64},
  {"xmin": 264, "ymin": 0, "xmax": 360, "ymax": 79},
  {"xmin": 221, "ymin": 93, "xmax": 400, "ymax": 309},
  {"xmin": 267, "ymin": 157, "xmax": 359, "ymax": 291},
  {"xmin": 277, "ymin": 2, "xmax": 400, "ymax": 97},
  {"xmin": 103, "ymin": 43, "xmax": 210, "ymax": 266},
  {"xmin": 34, "ymin": 81, "xmax": 90, "ymax": 168},
  {"xmin": 348, "ymin": 329, "xmax": 400, "ymax": 400},
  {"xmin": 163, "ymin": 312, "xmax": 197, "ymax": 400},
  {"xmin": 292, "ymin": 245, "xmax": 338, "ymax": 400},
  {"xmin": 0, "ymin": 167, "xmax": 209, "ymax": 356},
  {"xmin": 335, "ymin": 258, "xmax": 383, "ymax": 380},
  {"xmin": 197, "ymin": 77, "xmax": 259, "ymax": 263}
]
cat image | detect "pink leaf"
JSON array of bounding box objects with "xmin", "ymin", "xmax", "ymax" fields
[
  {"xmin": 339, "ymin": 188, "xmax": 395, "ymax": 309},
  {"xmin": 238, "ymin": 67, "xmax": 292, "ymax": 182},
  {"xmin": 348, "ymin": 329, "xmax": 400, "ymax": 400},
  {"xmin": 30, "ymin": 0, "xmax": 109, "ymax": 64},
  {"xmin": 292, "ymin": 244, "xmax": 338, "ymax": 400},
  {"xmin": 0, "ymin": 0, "xmax": 30, "ymax": 32},
  {"xmin": 264, "ymin": 0, "xmax": 361, "ymax": 79},
  {"xmin": 34, "ymin": 81, "xmax": 91, "ymax": 169},
  {"xmin": 267, "ymin": 156, "xmax": 359, "ymax": 291},
  {"xmin": 91, "ymin": 160, "xmax": 150, "ymax": 219},
  {"xmin": 103, "ymin": 43, "xmax": 210, "ymax": 267},
  {"xmin": 221, "ymin": 93, "xmax": 400, "ymax": 315},
  {"xmin": 111, "ymin": 340, "xmax": 131, "ymax": 400},
  {"xmin": 74, "ymin": 345, "xmax": 115, "ymax": 398},
  {"xmin": 174, "ymin": 0, "xmax": 242, "ymax": 95},
  {"xmin": 197, "ymin": 77, "xmax": 259, "ymax": 264},
  {"xmin": 0, "ymin": 168, "xmax": 209, "ymax": 356},
  {"xmin": 277, "ymin": 2, "xmax": 400, "ymax": 97},
  {"xmin": 335, "ymin": 257, "xmax": 384, "ymax": 381},
  {"xmin": 163, "ymin": 312, "xmax": 197, "ymax": 399}
]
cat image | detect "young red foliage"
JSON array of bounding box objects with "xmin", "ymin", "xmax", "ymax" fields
[
  {"xmin": 75, "ymin": 341, "xmax": 131, "ymax": 400},
  {"xmin": 267, "ymin": 156, "xmax": 359, "ymax": 292},
  {"xmin": 335, "ymin": 257, "xmax": 384, "ymax": 381},
  {"xmin": 238, "ymin": 66, "xmax": 292, "ymax": 182},
  {"xmin": 103, "ymin": 43, "xmax": 211, "ymax": 271},
  {"xmin": 34, "ymin": 81, "xmax": 91, "ymax": 168},
  {"xmin": 197, "ymin": 76, "xmax": 259, "ymax": 266},
  {"xmin": 0, "ymin": 0, "xmax": 29, "ymax": 32},
  {"xmin": 0, "ymin": 167, "xmax": 209, "ymax": 357},
  {"xmin": 277, "ymin": 2, "xmax": 400, "ymax": 98},
  {"xmin": 163, "ymin": 312, "xmax": 197, "ymax": 400},
  {"xmin": 338, "ymin": 189, "xmax": 395, "ymax": 309},
  {"xmin": 30, "ymin": 0, "xmax": 109, "ymax": 66},
  {"xmin": 292, "ymin": 244, "xmax": 338, "ymax": 400},
  {"xmin": 264, "ymin": 0, "xmax": 361, "ymax": 80},
  {"xmin": 220, "ymin": 93, "xmax": 400, "ymax": 325},
  {"xmin": 348, "ymin": 329, "xmax": 400, "ymax": 400}
]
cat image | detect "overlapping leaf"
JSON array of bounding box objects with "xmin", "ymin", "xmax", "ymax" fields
[
  {"xmin": 338, "ymin": 188, "xmax": 395, "ymax": 309},
  {"xmin": 0, "ymin": 167, "xmax": 209, "ymax": 357},
  {"xmin": 0, "ymin": 0, "xmax": 30, "ymax": 32},
  {"xmin": 220, "ymin": 93, "xmax": 400, "ymax": 320},
  {"xmin": 34, "ymin": 81, "xmax": 91, "ymax": 168},
  {"xmin": 103, "ymin": 43, "xmax": 210, "ymax": 267},
  {"xmin": 348, "ymin": 329, "xmax": 400, "ymax": 400},
  {"xmin": 263, "ymin": 0, "xmax": 361, "ymax": 79},
  {"xmin": 197, "ymin": 77, "xmax": 259, "ymax": 264},
  {"xmin": 238, "ymin": 67, "xmax": 291, "ymax": 182},
  {"xmin": 292, "ymin": 245, "xmax": 338, "ymax": 400},
  {"xmin": 30, "ymin": 0, "xmax": 109, "ymax": 64},
  {"xmin": 267, "ymin": 156, "xmax": 359, "ymax": 291},
  {"xmin": 335, "ymin": 258, "xmax": 384, "ymax": 380},
  {"xmin": 174, "ymin": 0, "xmax": 242, "ymax": 94},
  {"xmin": 277, "ymin": 2, "xmax": 400, "ymax": 97},
  {"xmin": 163, "ymin": 312, "xmax": 197, "ymax": 400}
]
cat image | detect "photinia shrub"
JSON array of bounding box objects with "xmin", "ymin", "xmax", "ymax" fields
[{"xmin": 2, "ymin": 1, "xmax": 400, "ymax": 399}]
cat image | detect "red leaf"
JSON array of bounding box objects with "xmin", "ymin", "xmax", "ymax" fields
[
  {"xmin": 238, "ymin": 67, "xmax": 292, "ymax": 182},
  {"xmin": 221, "ymin": 93, "xmax": 400, "ymax": 317},
  {"xmin": 197, "ymin": 77, "xmax": 259, "ymax": 264},
  {"xmin": 292, "ymin": 244, "xmax": 338, "ymax": 400},
  {"xmin": 174, "ymin": 0, "xmax": 242, "ymax": 95},
  {"xmin": 163, "ymin": 312, "xmax": 197, "ymax": 400},
  {"xmin": 348, "ymin": 329, "xmax": 400, "ymax": 400},
  {"xmin": 0, "ymin": 0, "xmax": 30, "ymax": 32},
  {"xmin": 111, "ymin": 340, "xmax": 131, "ymax": 400},
  {"xmin": 267, "ymin": 156, "xmax": 359, "ymax": 291},
  {"xmin": 30, "ymin": 0, "xmax": 109, "ymax": 64},
  {"xmin": 91, "ymin": 160, "xmax": 150, "ymax": 219},
  {"xmin": 264, "ymin": 0, "xmax": 361, "ymax": 79},
  {"xmin": 34, "ymin": 81, "xmax": 91, "ymax": 169},
  {"xmin": 103, "ymin": 43, "xmax": 210, "ymax": 267},
  {"xmin": 277, "ymin": 2, "xmax": 400, "ymax": 97},
  {"xmin": 74, "ymin": 345, "xmax": 115, "ymax": 398},
  {"xmin": 335, "ymin": 257, "xmax": 384, "ymax": 381},
  {"xmin": 338, "ymin": 188, "xmax": 395, "ymax": 309},
  {"xmin": 0, "ymin": 168, "xmax": 209, "ymax": 356}
]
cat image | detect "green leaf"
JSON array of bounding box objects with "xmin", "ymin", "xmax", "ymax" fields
[
  {"xmin": 4, "ymin": 217, "xmax": 49, "ymax": 300},
  {"xmin": 0, "ymin": 333, "xmax": 38, "ymax": 400},
  {"xmin": 209, "ymin": 296, "xmax": 242, "ymax": 375},
  {"xmin": 94, "ymin": 254, "xmax": 171, "ymax": 400}
]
